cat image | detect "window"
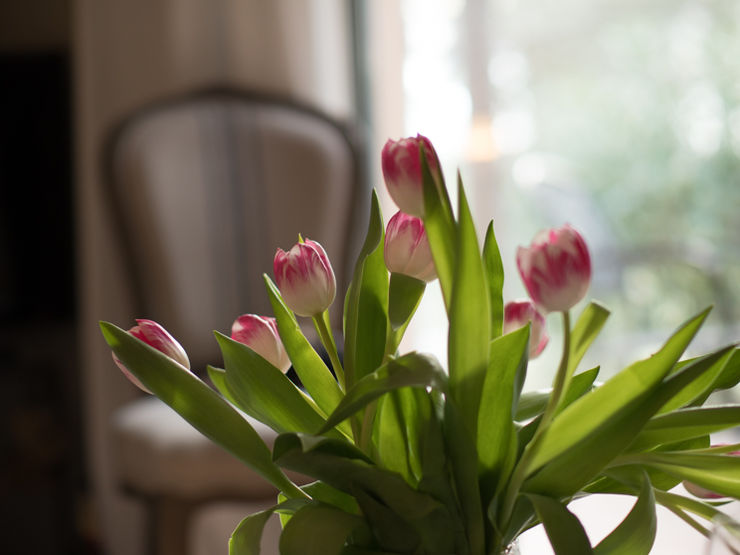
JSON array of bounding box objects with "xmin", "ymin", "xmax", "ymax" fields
[{"xmin": 370, "ymin": 0, "xmax": 740, "ymax": 386}]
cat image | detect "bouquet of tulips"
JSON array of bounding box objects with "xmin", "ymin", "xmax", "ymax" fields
[{"xmin": 101, "ymin": 135, "xmax": 740, "ymax": 555}]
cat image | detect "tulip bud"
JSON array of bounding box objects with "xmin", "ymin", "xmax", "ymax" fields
[
  {"xmin": 231, "ymin": 314, "xmax": 292, "ymax": 373},
  {"xmin": 683, "ymin": 447, "xmax": 740, "ymax": 498},
  {"xmin": 381, "ymin": 134, "xmax": 441, "ymax": 217},
  {"xmin": 516, "ymin": 224, "xmax": 591, "ymax": 313},
  {"xmin": 503, "ymin": 300, "xmax": 549, "ymax": 358},
  {"xmin": 384, "ymin": 211, "xmax": 437, "ymax": 282},
  {"xmin": 112, "ymin": 319, "xmax": 190, "ymax": 393},
  {"xmin": 273, "ymin": 238, "xmax": 336, "ymax": 317}
]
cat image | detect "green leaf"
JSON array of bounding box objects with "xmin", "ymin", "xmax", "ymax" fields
[
  {"xmin": 264, "ymin": 275, "xmax": 344, "ymax": 417},
  {"xmin": 216, "ymin": 332, "xmax": 349, "ymax": 439},
  {"xmin": 593, "ymin": 473, "xmax": 656, "ymax": 555},
  {"xmin": 229, "ymin": 498, "xmax": 310, "ymax": 555},
  {"xmin": 628, "ymin": 451, "xmax": 740, "ymax": 498},
  {"xmin": 528, "ymin": 308, "xmax": 711, "ymax": 474},
  {"xmin": 709, "ymin": 349, "xmax": 740, "ymax": 391},
  {"xmin": 658, "ymin": 346, "xmax": 735, "ymax": 414},
  {"xmin": 99, "ymin": 322, "xmax": 304, "ymax": 498},
  {"xmin": 516, "ymin": 367, "xmax": 600, "ymax": 421},
  {"xmin": 414, "ymin": 393, "xmax": 471, "ymax": 554},
  {"xmin": 421, "ymin": 144, "xmax": 456, "ymax": 310},
  {"xmin": 628, "ymin": 406, "xmax": 740, "ymax": 453},
  {"xmin": 523, "ymin": 342, "xmax": 732, "ymax": 497},
  {"xmin": 287, "ymin": 480, "xmax": 361, "ymax": 516},
  {"xmin": 374, "ymin": 388, "xmax": 428, "ymax": 484},
  {"xmin": 444, "ymin": 399, "xmax": 485, "ymax": 555},
  {"xmin": 279, "ymin": 503, "xmax": 368, "ymax": 555},
  {"xmin": 448, "ymin": 178, "xmax": 490, "ymax": 438},
  {"xmin": 526, "ymin": 494, "xmax": 594, "ymax": 555},
  {"xmin": 482, "ymin": 221, "xmax": 505, "ymax": 339},
  {"xmin": 388, "ymin": 273, "xmax": 426, "ymax": 330},
  {"xmin": 654, "ymin": 489, "xmax": 726, "ymax": 524},
  {"xmin": 568, "ymin": 302, "xmax": 610, "ymax": 377},
  {"xmin": 478, "ymin": 326, "xmax": 530, "ymax": 498},
  {"xmin": 343, "ymin": 191, "xmax": 389, "ymax": 386},
  {"xmin": 319, "ymin": 352, "xmax": 448, "ymax": 434},
  {"xmin": 592, "ymin": 434, "xmax": 710, "ymax": 494},
  {"xmin": 229, "ymin": 509, "xmax": 273, "ymax": 555},
  {"xmin": 351, "ymin": 488, "xmax": 422, "ymax": 553},
  {"xmin": 273, "ymin": 432, "xmax": 452, "ymax": 550},
  {"xmin": 206, "ymin": 365, "xmax": 240, "ymax": 406}
]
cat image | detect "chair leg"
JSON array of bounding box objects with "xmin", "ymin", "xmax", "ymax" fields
[{"xmin": 145, "ymin": 496, "xmax": 196, "ymax": 555}]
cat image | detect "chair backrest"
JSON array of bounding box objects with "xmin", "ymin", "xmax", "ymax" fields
[{"xmin": 104, "ymin": 88, "xmax": 364, "ymax": 367}]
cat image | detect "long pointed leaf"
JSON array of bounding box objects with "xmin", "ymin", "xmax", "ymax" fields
[
  {"xmin": 444, "ymin": 400, "xmax": 485, "ymax": 555},
  {"xmin": 516, "ymin": 366, "xmax": 600, "ymax": 421},
  {"xmin": 280, "ymin": 503, "xmax": 368, "ymax": 555},
  {"xmin": 593, "ymin": 473, "xmax": 656, "ymax": 555},
  {"xmin": 628, "ymin": 451, "xmax": 740, "ymax": 498},
  {"xmin": 526, "ymin": 494, "xmax": 594, "ymax": 554},
  {"xmin": 628, "ymin": 406, "xmax": 740, "ymax": 452},
  {"xmin": 229, "ymin": 509, "xmax": 274, "ymax": 555},
  {"xmin": 478, "ymin": 326, "xmax": 530, "ymax": 498},
  {"xmin": 654, "ymin": 490, "xmax": 727, "ymax": 524},
  {"xmin": 229, "ymin": 498, "xmax": 309, "ymax": 555},
  {"xmin": 264, "ymin": 275, "xmax": 344, "ymax": 416},
  {"xmin": 448, "ymin": 177, "xmax": 490, "ymax": 438},
  {"xmin": 344, "ymin": 191, "xmax": 389, "ymax": 386},
  {"xmin": 273, "ymin": 433, "xmax": 453, "ymax": 550},
  {"xmin": 568, "ymin": 302, "xmax": 610, "ymax": 377},
  {"xmin": 420, "ymin": 144, "xmax": 456, "ymax": 310},
  {"xmin": 482, "ymin": 221, "xmax": 505, "ymax": 339},
  {"xmin": 524, "ymin": 343, "xmax": 733, "ymax": 497},
  {"xmin": 528, "ymin": 308, "xmax": 711, "ymax": 473},
  {"xmin": 99, "ymin": 322, "xmax": 304, "ymax": 497},
  {"xmin": 216, "ymin": 332, "xmax": 349, "ymax": 438},
  {"xmin": 319, "ymin": 352, "xmax": 448, "ymax": 434},
  {"xmin": 388, "ymin": 273, "xmax": 426, "ymax": 330}
]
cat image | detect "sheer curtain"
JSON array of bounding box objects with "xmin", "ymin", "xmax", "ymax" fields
[{"xmin": 366, "ymin": 0, "xmax": 740, "ymax": 388}]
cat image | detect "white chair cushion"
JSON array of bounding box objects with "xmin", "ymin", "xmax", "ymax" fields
[{"xmin": 113, "ymin": 396, "xmax": 279, "ymax": 499}]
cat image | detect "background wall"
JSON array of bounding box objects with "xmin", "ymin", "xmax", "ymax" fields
[{"xmin": 73, "ymin": 1, "xmax": 355, "ymax": 553}]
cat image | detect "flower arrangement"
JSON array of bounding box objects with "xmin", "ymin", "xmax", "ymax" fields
[{"xmin": 101, "ymin": 134, "xmax": 740, "ymax": 555}]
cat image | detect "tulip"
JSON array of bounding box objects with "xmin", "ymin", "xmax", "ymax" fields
[
  {"xmin": 516, "ymin": 224, "xmax": 591, "ymax": 313},
  {"xmin": 112, "ymin": 319, "xmax": 190, "ymax": 393},
  {"xmin": 231, "ymin": 314, "xmax": 292, "ymax": 373},
  {"xmin": 381, "ymin": 134, "xmax": 441, "ymax": 217},
  {"xmin": 273, "ymin": 238, "xmax": 336, "ymax": 317},
  {"xmin": 683, "ymin": 447, "xmax": 740, "ymax": 498},
  {"xmin": 503, "ymin": 300, "xmax": 549, "ymax": 358},
  {"xmin": 384, "ymin": 211, "xmax": 437, "ymax": 282}
]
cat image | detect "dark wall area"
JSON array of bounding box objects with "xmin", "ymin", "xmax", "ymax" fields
[{"xmin": 0, "ymin": 51, "xmax": 89, "ymax": 554}]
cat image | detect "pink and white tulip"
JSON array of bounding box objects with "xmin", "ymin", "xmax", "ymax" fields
[
  {"xmin": 384, "ymin": 211, "xmax": 437, "ymax": 282},
  {"xmin": 683, "ymin": 447, "xmax": 740, "ymax": 498},
  {"xmin": 503, "ymin": 300, "xmax": 549, "ymax": 358},
  {"xmin": 381, "ymin": 134, "xmax": 441, "ymax": 217},
  {"xmin": 112, "ymin": 319, "xmax": 190, "ymax": 393},
  {"xmin": 231, "ymin": 314, "xmax": 292, "ymax": 373},
  {"xmin": 273, "ymin": 239, "xmax": 336, "ymax": 317},
  {"xmin": 516, "ymin": 224, "xmax": 591, "ymax": 313}
]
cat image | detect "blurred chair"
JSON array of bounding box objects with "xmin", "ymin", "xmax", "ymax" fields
[{"xmin": 99, "ymin": 87, "xmax": 365, "ymax": 554}]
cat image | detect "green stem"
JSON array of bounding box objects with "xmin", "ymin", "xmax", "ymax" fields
[
  {"xmin": 658, "ymin": 501, "xmax": 710, "ymax": 537},
  {"xmin": 313, "ymin": 311, "xmax": 346, "ymax": 391},
  {"xmin": 499, "ymin": 311, "xmax": 572, "ymax": 532},
  {"xmin": 314, "ymin": 311, "xmax": 362, "ymax": 445}
]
